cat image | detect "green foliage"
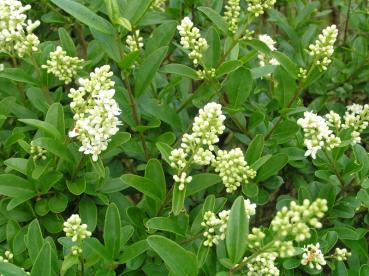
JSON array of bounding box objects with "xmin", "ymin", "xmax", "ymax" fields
[{"xmin": 0, "ymin": 0, "xmax": 368, "ymax": 275}]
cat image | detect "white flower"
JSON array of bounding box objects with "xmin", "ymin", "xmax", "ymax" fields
[
  {"xmin": 0, "ymin": 0, "xmax": 40, "ymax": 57},
  {"xmin": 325, "ymin": 111, "xmax": 342, "ymax": 129},
  {"xmin": 71, "ymin": 245, "xmax": 83, "ymax": 256},
  {"xmin": 201, "ymin": 210, "xmax": 230, "ymax": 247},
  {"xmin": 196, "ymin": 68, "xmax": 216, "ymax": 80},
  {"xmin": 333, "ymin": 248, "xmax": 351, "ymax": 261},
  {"xmin": 246, "ymin": 252, "xmax": 280, "ymax": 276},
  {"xmin": 63, "ymin": 214, "xmax": 92, "ymax": 242},
  {"xmin": 309, "ymin": 25, "xmax": 338, "ymax": 71},
  {"xmin": 177, "ymin": 17, "xmax": 208, "ymax": 66},
  {"xmin": 30, "ymin": 141, "xmax": 47, "ymax": 161},
  {"xmin": 297, "ymin": 111, "xmax": 341, "ymax": 159},
  {"xmin": 301, "ymin": 243, "xmax": 326, "ymax": 270},
  {"xmin": 151, "ymin": 0, "xmax": 166, "ymax": 11},
  {"xmin": 212, "ymin": 148, "xmax": 256, "ymax": 193},
  {"xmin": 169, "ymin": 102, "xmax": 225, "ymax": 190},
  {"xmin": 224, "ymin": 0, "xmax": 241, "ymax": 33},
  {"xmin": 0, "ymin": 64, "xmax": 4, "ymax": 72},
  {"xmin": 173, "ymin": 172, "xmax": 192, "ymax": 191},
  {"xmin": 0, "ymin": 250, "xmax": 13, "ymax": 263},
  {"xmin": 244, "ymin": 199, "xmax": 256, "ymax": 218},
  {"xmin": 258, "ymin": 34, "xmax": 279, "ymax": 67},
  {"xmin": 126, "ymin": 30, "xmax": 144, "ymax": 52},
  {"xmin": 247, "ymin": 227, "xmax": 266, "ymax": 249},
  {"xmin": 342, "ymin": 104, "xmax": 369, "ymax": 144},
  {"xmin": 68, "ymin": 65, "xmax": 122, "ymax": 161},
  {"xmin": 246, "ymin": 0, "xmax": 276, "ymax": 17},
  {"xmin": 271, "ymin": 199, "xmax": 328, "ymax": 242},
  {"xmin": 42, "ymin": 46, "xmax": 84, "ymax": 84}
]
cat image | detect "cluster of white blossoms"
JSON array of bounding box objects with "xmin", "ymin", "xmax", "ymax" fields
[
  {"xmin": 301, "ymin": 243, "xmax": 326, "ymax": 270},
  {"xmin": 202, "ymin": 199, "xmax": 256, "ymax": 247},
  {"xmin": 126, "ymin": 30, "xmax": 144, "ymax": 52},
  {"xmin": 308, "ymin": 25, "xmax": 338, "ymax": 71},
  {"xmin": 201, "ymin": 210, "xmax": 230, "ymax": 247},
  {"xmin": 297, "ymin": 111, "xmax": 341, "ymax": 159},
  {"xmin": 341, "ymin": 104, "xmax": 369, "ymax": 144},
  {"xmin": 271, "ymin": 199, "xmax": 328, "ymax": 242},
  {"xmin": 151, "ymin": 0, "xmax": 166, "ymax": 11},
  {"xmin": 224, "ymin": 0, "xmax": 241, "ymax": 33},
  {"xmin": 0, "ymin": 250, "xmax": 13, "ymax": 263},
  {"xmin": 212, "ymin": 148, "xmax": 256, "ymax": 193},
  {"xmin": 196, "ymin": 68, "xmax": 216, "ymax": 80},
  {"xmin": 177, "ymin": 17, "xmax": 208, "ymax": 66},
  {"xmin": 63, "ymin": 214, "xmax": 92, "ymax": 243},
  {"xmin": 246, "ymin": 0, "xmax": 276, "ymax": 17},
  {"xmin": 333, "ymin": 248, "xmax": 351, "ymax": 261},
  {"xmin": 68, "ymin": 65, "xmax": 121, "ymax": 161},
  {"xmin": 42, "ymin": 46, "xmax": 84, "ymax": 84},
  {"xmin": 169, "ymin": 102, "xmax": 225, "ymax": 190},
  {"xmin": 0, "ymin": 0, "xmax": 40, "ymax": 57},
  {"xmin": 30, "ymin": 141, "xmax": 47, "ymax": 161},
  {"xmin": 300, "ymin": 244, "xmax": 351, "ymax": 270},
  {"xmin": 298, "ymin": 67, "xmax": 308, "ymax": 80},
  {"xmin": 245, "ymin": 252, "xmax": 280, "ymax": 276},
  {"xmin": 258, "ymin": 34, "xmax": 280, "ymax": 67}
]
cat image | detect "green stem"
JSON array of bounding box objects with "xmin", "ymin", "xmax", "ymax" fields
[
  {"xmin": 323, "ymin": 150, "xmax": 345, "ymax": 186},
  {"xmin": 229, "ymin": 240, "xmax": 276, "ymax": 273},
  {"xmin": 79, "ymin": 255, "xmax": 84, "ymax": 276},
  {"xmin": 121, "ymin": 71, "xmax": 150, "ymax": 161},
  {"xmin": 265, "ymin": 63, "xmax": 315, "ymax": 140}
]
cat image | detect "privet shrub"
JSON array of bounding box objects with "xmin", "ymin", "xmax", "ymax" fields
[{"xmin": 0, "ymin": 0, "xmax": 368, "ymax": 275}]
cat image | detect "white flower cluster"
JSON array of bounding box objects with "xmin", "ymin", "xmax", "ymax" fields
[
  {"xmin": 177, "ymin": 17, "xmax": 208, "ymax": 66},
  {"xmin": 202, "ymin": 199, "xmax": 256, "ymax": 247},
  {"xmin": 298, "ymin": 67, "xmax": 308, "ymax": 80},
  {"xmin": 297, "ymin": 111, "xmax": 341, "ymax": 159},
  {"xmin": 212, "ymin": 148, "xmax": 256, "ymax": 193},
  {"xmin": 68, "ymin": 65, "xmax": 121, "ymax": 161},
  {"xmin": 247, "ymin": 227, "xmax": 266, "ymax": 249},
  {"xmin": 42, "ymin": 46, "xmax": 83, "ymax": 84},
  {"xmin": 0, "ymin": 0, "xmax": 40, "ymax": 57},
  {"xmin": 30, "ymin": 141, "xmax": 47, "ymax": 161},
  {"xmin": 301, "ymin": 243, "xmax": 326, "ymax": 270},
  {"xmin": 196, "ymin": 68, "xmax": 216, "ymax": 80},
  {"xmin": 245, "ymin": 252, "xmax": 280, "ymax": 276},
  {"xmin": 0, "ymin": 250, "xmax": 13, "ymax": 263},
  {"xmin": 126, "ymin": 30, "xmax": 144, "ymax": 52},
  {"xmin": 169, "ymin": 102, "xmax": 225, "ymax": 190},
  {"xmin": 201, "ymin": 210, "xmax": 230, "ymax": 247},
  {"xmin": 151, "ymin": 0, "xmax": 166, "ymax": 11},
  {"xmin": 333, "ymin": 248, "xmax": 351, "ymax": 261},
  {"xmin": 63, "ymin": 214, "xmax": 92, "ymax": 243},
  {"xmin": 271, "ymin": 199, "xmax": 328, "ymax": 242},
  {"xmin": 71, "ymin": 245, "xmax": 83, "ymax": 256},
  {"xmin": 246, "ymin": 0, "xmax": 276, "ymax": 17},
  {"xmin": 258, "ymin": 34, "xmax": 280, "ymax": 67},
  {"xmin": 308, "ymin": 25, "xmax": 338, "ymax": 71},
  {"xmin": 244, "ymin": 199, "xmax": 257, "ymax": 218},
  {"xmin": 342, "ymin": 104, "xmax": 369, "ymax": 144},
  {"xmin": 224, "ymin": 0, "xmax": 241, "ymax": 34}
]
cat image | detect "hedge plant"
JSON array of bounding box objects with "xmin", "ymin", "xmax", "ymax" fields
[{"xmin": 0, "ymin": 0, "xmax": 368, "ymax": 275}]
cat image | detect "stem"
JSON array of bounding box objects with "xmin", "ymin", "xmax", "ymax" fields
[
  {"xmin": 79, "ymin": 255, "xmax": 84, "ymax": 276},
  {"xmin": 229, "ymin": 240, "xmax": 276, "ymax": 273},
  {"xmin": 343, "ymin": 0, "xmax": 352, "ymax": 44},
  {"xmin": 121, "ymin": 71, "xmax": 150, "ymax": 160},
  {"xmin": 323, "ymin": 150, "xmax": 345, "ymax": 186},
  {"xmin": 30, "ymin": 54, "xmax": 52, "ymax": 104},
  {"xmin": 265, "ymin": 63, "xmax": 315, "ymax": 140}
]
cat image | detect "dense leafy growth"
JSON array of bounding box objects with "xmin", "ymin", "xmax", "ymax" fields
[{"xmin": 0, "ymin": 0, "xmax": 368, "ymax": 275}]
